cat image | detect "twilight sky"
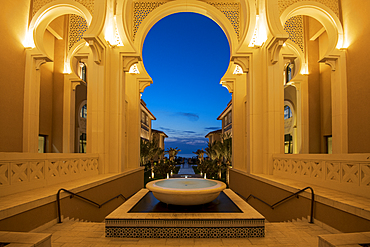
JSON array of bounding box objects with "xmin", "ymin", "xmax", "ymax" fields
[{"xmin": 142, "ymin": 13, "xmax": 231, "ymax": 157}]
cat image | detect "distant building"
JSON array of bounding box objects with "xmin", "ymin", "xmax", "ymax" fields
[
  {"xmin": 205, "ymin": 129, "xmax": 222, "ymax": 144},
  {"xmin": 151, "ymin": 129, "xmax": 168, "ymax": 151},
  {"xmin": 140, "ymin": 99, "xmax": 156, "ymax": 141},
  {"xmin": 217, "ymin": 100, "xmax": 232, "ymax": 137}
]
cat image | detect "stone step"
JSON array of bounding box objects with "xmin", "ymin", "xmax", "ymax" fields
[{"xmin": 0, "ymin": 231, "xmax": 51, "ymax": 247}]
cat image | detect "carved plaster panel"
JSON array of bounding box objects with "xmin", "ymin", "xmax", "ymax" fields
[
  {"xmin": 68, "ymin": 14, "xmax": 89, "ymax": 51},
  {"xmin": 132, "ymin": 1, "xmax": 240, "ymax": 41},
  {"xmin": 132, "ymin": 1, "xmax": 167, "ymax": 41},
  {"xmin": 278, "ymin": 0, "xmax": 339, "ymax": 18},
  {"xmin": 284, "ymin": 16, "xmax": 304, "ymax": 53},
  {"xmin": 32, "ymin": 0, "xmax": 94, "ymax": 18},
  {"xmin": 206, "ymin": 2, "xmax": 240, "ymax": 41}
]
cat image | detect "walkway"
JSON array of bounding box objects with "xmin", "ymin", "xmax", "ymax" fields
[
  {"xmin": 37, "ymin": 219, "xmax": 333, "ymax": 246},
  {"xmin": 177, "ymin": 160, "xmax": 195, "ymax": 175}
]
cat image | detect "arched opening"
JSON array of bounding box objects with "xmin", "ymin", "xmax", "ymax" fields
[
  {"xmin": 36, "ymin": 11, "xmax": 89, "ymax": 153},
  {"xmin": 282, "ymin": 12, "xmax": 334, "ymax": 154},
  {"xmin": 140, "ymin": 12, "xmax": 231, "ymax": 177}
]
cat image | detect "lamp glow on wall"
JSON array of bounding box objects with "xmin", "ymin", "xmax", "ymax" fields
[
  {"xmin": 248, "ymin": 15, "xmax": 268, "ymax": 47},
  {"xmin": 233, "ymin": 65, "xmax": 243, "ymax": 75},
  {"xmin": 23, "ymin": 30, "xmax": 36, "ymax": 49},
  {"xmin": 129, "ymin": 64, "xmax": 140, "ymax": 74},
  {"xmin": 105, "ymin": 16, "xmax": 123, "ymax": 47},
  {"xmin": 300, "ymin": 63, "xmax": 309, "ymax": 75}
]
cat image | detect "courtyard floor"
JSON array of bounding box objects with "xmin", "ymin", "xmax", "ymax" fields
[{"xmin": 38, "ymin": 219, "xmax": 333, "ymax": 247}]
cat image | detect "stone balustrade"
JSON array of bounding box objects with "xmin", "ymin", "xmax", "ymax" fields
[
  {"xmin": 0, "ymin": 153, "xmax": 99, "ymax": 196},
  {"xmin": 272, "ymin": 154, "xmax": 370, "ymax": 198}
]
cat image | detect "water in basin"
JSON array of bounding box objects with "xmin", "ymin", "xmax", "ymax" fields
[{"xmin": 155, "ymin": 179, "xmax": 217, "ymax": 189}]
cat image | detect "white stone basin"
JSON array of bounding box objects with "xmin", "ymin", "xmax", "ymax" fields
[{"xmin": 146, "ymin": 178, "xmax": 226, "ymax": 205}]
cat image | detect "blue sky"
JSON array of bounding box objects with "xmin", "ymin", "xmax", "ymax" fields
[{"xmin": 142, "ymin": 13, "xmax": 231, "ymax": 157}]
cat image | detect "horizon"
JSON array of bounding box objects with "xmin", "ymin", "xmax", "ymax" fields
[{"xmin": 142, "ymin": 12, "xmax": 231, "ymax": 156}]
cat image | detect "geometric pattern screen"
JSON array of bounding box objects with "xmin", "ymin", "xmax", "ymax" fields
[
  {"xmin": 278, "ymin": 0, "xmax": 339, "ymax": 18},
  {"xmin": 284, "ymin": 15, "xmax": 304, "ymax": 53},
  {"xmin": 132, "ymin": 1, "xmax": 240, "ymax": 41},
  {"xmin": 68, "ymin": 14, "xmax": 89, "ymax": 51}
]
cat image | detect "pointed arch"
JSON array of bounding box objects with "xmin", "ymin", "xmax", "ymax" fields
[
  {"xmin": 27, "ymin": 0, "xmax": 92, "ymax": 57},
  {"xmin": 131, "ymin": 0, "xmax": 239, "ymax": 57},
  {"xmin": 280, "ymin": 1, "xmax": 344, "ymax": 56}
]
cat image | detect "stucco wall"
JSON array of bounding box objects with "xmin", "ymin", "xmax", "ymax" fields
[
  {"xmin": 229, "ymin": 169, "xmax": 370, "ymax": 233},
  {"xmin": 39, "ymin": 31, "xmax": 55, "ymax": 152},
  {"xmin": 0, "ymin": 169, "xmax": 144, "ymax": 232},
  {"xmin": 0, "ymin": 0, "xmax": 30, "ymax": 151},
  {"xmin": 306, "ymin": 17, "xmax": 322, "ymax": 153},
  {"xmin": 342, "ymin": 0, "xmax": 370, "ymax": 153}
]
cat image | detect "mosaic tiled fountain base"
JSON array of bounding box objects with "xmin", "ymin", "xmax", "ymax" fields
[{"xmin": 105, "ymin": 189, "xmax": 265, "ymax": 238}]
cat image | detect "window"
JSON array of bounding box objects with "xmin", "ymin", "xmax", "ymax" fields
[
  {"xmin": 326, "ymin": 136, "xmax": 332, "ymax": 154},
  {"xmin": 80, "ymin": 104, "xmax": 87, "ymax": 118},
  {"xmin": 284, "ymin": 62, "xmax": 294, "ymax": 85},
  {"xmin": 38, "ymin": 135, "xmax": 46, "ymax": 153},
  {"xmin": 284, "ymin": 105, "xmax": 292, "ymax": 119},
  {"xmin": 79, "ymin": 133, "xmax": 87, "ymax": 153},
  {"xmin": 79, "ymin": 62, "xmax": 87, "ymax": 82},
  {"xmin": 284, "ymin": 134, "xmax": 293, "ymax": 154}
]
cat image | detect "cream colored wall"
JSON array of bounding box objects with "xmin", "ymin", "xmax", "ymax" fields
[
  {"xmin": 305, "ymin": 17, "xmax": 333, "ymax": 153},
  {"xmin": 38, "ymin": 16, "xmax": 67, "ymax": 153},
  {"xmin": 52, "ymin": 18, "xmax": 67, "ymax": 153},
  {"xmin": 306, "ymin": 17, "xmax": 322, "ymax": 153},
  {"xmin": 39, "ymin": 62, "xmax": 54, "ymax": 152},
  {"xmin": 319, "ymin": 32, "xmax": 332, "ymax": 152},
  {"xmin": 0, "ymin": 0, "xmax": 30, "ymax": 152},
  {"xmin": 230, "ymin": 169, "xmax": 370, "ymax": 233},
  {"xmin": 0, "ymin": 169, "xmax": 144, "ymax": 232},
  {"xmin": 39, "ymin": 30, "xmax": 55, "ymax": 152},
  {"xmin": 342, "ymin": 0, "xmax": 370, "ymax": 153}
]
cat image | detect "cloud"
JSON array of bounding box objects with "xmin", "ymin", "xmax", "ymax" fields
[
  {"xmin": 165, "ymin": 138, "xmax": 178, "ymax": 142},
  {"xmin": 175, "ymin": 112, "xmax": 199, "ymax": 121},
  {"xmin": 183, "ymin": 130, "xmax": 197, "ymax": 134},
  {"xmin": 159, "ymin": 127, "xmax": 177, "ymax": 133},
  {"xmin": 185, "ymin": 140, "xmax": 207, "ymax": 145},
  {"xmin": 204, "ymin": 127, "xmax": 221, "ymax": 131}
]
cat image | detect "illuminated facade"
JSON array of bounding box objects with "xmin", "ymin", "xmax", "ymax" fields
[{"xmin": 0, "ymin": 0, "xmax": 370, "ymax": 235}]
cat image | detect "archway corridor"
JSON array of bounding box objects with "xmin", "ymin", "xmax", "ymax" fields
[
  {"xmin": 1, "ymin": 0, "xmax": 370, "ymax": 242},
  {"xmin": 141, "ymin": 12, "xmax": 231, "ymax": 158}
]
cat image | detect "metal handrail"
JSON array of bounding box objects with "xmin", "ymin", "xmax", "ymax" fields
[
  {"xmin": 240, "ymin": 186, "xmax": 315, "ymax": 223},
  {"xmin": 56, "ymin": 188, "xmax": 126, "ymax": 223}
]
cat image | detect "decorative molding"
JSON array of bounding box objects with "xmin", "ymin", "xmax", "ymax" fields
[
  {"xmin": 231, "ymin": 56, "xmax": 249, "ymax": 73},
  {"xmin": 267, "ymin": 38, "xmax": 288, "ymax": 64},
  {"xmin": 122, "ymin": 56, "xmax": 141, "ymax": 72},
  {"xmin": 282, "ymin": 54, "xmax": 297, "ymax": 66},
  {"xmin": 319, "ymin": 56, "xmax": 338, "ymax": 71},
  {"xmin": 72, "ymin": 81, "xmax": 82, "ymax": 91},
  {"xmin": 85, "ymin": 37, "xmax": 104, "ymax": 64},
  {"xmin": 105, "ymin": 226, "xmax": 264, "ymax": 238},
  {"xmin": 34, "ymin": 58, "xmax": 48, "ymax": 70},
  {"xmin": 220, "ymin": 80, "xmax": 235, "ymax": 93},
  {"xmin": 139, "ymin": 80, "xmax": 152, "ymax": 93}
]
